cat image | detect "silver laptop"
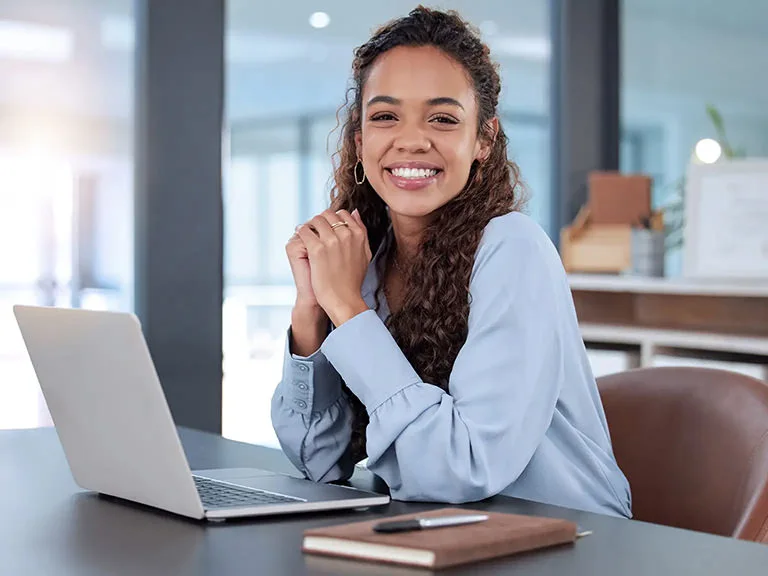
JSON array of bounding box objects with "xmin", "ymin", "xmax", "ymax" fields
[{"xmin": 13, "ymin": 305, "xmax": 389, "ymax": 521}]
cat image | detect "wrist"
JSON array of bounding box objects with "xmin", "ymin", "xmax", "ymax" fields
[
  {"xmin": 327, "ymin": 298, "xmax": 369, "ymax": 328},
  {"xmin": 292, "ymin": 301, "xmax": 326, "ymax": 321},
  {"xmin": 290, "ymin": 305, "xmax": 329, "ymax": 357}
]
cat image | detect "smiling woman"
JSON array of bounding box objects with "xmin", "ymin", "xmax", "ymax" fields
[
  {"xmin": 221, "ymin": 1, "xmax": 553, "ymax": 449},
  {"xmin": 269, "ymin": 7, "xmax": 631, "ymax": 517},
  {"xmin": 358, "ymin": 45, "xmax": 495, "ymax": 216}
]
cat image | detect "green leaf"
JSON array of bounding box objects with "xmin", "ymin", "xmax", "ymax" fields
[
  {"xmin": 706, "ymin": 104, "xmax": 737, "ymax": 157},
  {"xmin": 706, "ymin": 104, "xmax": 725, "ymax": 133}
]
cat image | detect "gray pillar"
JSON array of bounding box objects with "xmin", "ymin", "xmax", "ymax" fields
[
  {"xmin": 551, "ymin": 0, "xmax": 620, "ymax": 238},
  {"xmin": 134, "ymin": 0, "xmax": 224, "ymax": 433}
]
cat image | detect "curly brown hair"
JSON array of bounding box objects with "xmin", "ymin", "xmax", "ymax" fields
[{"xmin": 329, "ymin": 6, "xmax": 524, "ymax": 462}]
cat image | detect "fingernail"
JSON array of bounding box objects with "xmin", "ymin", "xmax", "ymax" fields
[{"xmin": 352, "ymin": 209, "xmax": 359, "ymax": 216}]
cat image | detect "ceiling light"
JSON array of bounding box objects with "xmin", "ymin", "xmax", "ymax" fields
[
  {"xmin": 694, "ymin": 138, "xmax": 722, "ymax": 164},
  {"xmin": 309, "ymin": 12, "xmax": 330, "ymax": 29},
  {"xmin": 0, "ymin": 20, "xmax": 73, "ymax": 62}
]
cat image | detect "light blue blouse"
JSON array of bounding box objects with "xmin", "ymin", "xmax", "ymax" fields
[{"xmin": 270, "ymin": 212, "xmax": 632, "ymax": 517}]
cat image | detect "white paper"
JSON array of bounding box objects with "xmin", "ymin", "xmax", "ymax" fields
[{"xmin": 688, "ymin": 165, "xmax": 768, "ymax": 278}]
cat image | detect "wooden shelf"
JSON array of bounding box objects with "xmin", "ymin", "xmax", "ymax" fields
[
  {"xmin": 580, "ymin": 323, "xmax": 768, "ymax": 380},
  {"xmin": 580, "ymin": 323, "xmax": 768, "ymax": 356},
  {"xmin": 570, "ymin": 275, "xmax": 768, "ymax": 380},
  {"xmin": 568, "ymin": 273, "xmax": 768, "ymax": 298}
]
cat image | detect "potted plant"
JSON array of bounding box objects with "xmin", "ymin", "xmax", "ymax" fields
[{"xmin": 660, "ymin": 105, "xmax": 746, "ymax": 252}]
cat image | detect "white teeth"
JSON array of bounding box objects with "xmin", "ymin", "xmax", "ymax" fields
[{"xmin": 391, "ymin": 167, "xmax": 438, "ymax": 179}]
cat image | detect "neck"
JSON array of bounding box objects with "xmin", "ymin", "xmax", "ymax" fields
[{"xmin": 389, "ymin": 212, "xmax": 426, "ymax": 262}]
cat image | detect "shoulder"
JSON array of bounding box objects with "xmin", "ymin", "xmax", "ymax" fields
[
  {"xmin": 473, "ymin": 211, "xmax": 564, "ymax": 282},
  {"xmin": 467, "ymin": 211, "xmax": 573, "ymax": 331}
]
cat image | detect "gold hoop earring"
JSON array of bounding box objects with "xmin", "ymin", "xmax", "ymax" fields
[{"xmin": 354, "ymin": 159, "xmax": 366, "ymax": 185}]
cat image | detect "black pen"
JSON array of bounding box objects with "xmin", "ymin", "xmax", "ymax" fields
[{"xmin": 373, "ymin": 514, "xmax": 489, "ymax": 533}]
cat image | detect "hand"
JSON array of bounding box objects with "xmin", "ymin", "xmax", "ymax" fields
[
  {"xmin": 286, "ymin": 224, "xmax": 320, "ymax": 311},
  {"xmin": 286, "ymin": 231, "xmax": 329, "ymax": 356},
  {"xmin": 295, "ymin": 209, "xmax": 372, "ymax": 326}
]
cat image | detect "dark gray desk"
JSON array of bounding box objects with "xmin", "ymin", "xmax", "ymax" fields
[{"xmin": 3, "ymin": 427, "xmax": 768, "ymax": 575}]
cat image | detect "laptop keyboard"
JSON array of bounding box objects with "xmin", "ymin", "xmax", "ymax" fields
[{"xmin": 193, "ymin": 475, "xmax": 305, "ymax": 509}]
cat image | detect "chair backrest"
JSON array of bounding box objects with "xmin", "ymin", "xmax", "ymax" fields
[{"xmin": 598, "ymin": 367, "xmax": 768, "ymax": 542}]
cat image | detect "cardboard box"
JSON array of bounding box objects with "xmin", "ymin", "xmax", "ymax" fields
[
  {"xmin": 560, "ymin": 207, "xmax": 632, "ymax": 273},
  {"xmin": 561, "ymin": 223, "xmax": 632, "ymax": 273},
  {"xmin": 588, "ymin": 172, "xmax": 652, "ymax": 225}
]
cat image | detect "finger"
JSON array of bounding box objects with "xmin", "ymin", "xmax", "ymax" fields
[
  {"xmin": 317, "ymin": 209, "xmax": 352, "ymax": 239},
  {"xmin": 351, "ymin": 209, "xmax": 367, "ymax": 235},
  {"xmin": 335, "ymin": 208, "xmax": 354, "ymax": 224},
  {"xmin": 289, "ymin": 225, "xmax": 308, "ymax": 243},
  {"xmin": 286, "ymin": 233, "xmax": 308, "ymax": 257},
  {"xmin": 335, "ymin": 209, "xmax": 362, "ymax": 236},
  {"xmin": 349, "ymin": 208, "xmax": 368, "ymax": 240},
  {"xmin": 319, "ymin": 208, "xmax": 342, "ymax": 224},
  {"xmin": 308, "ymin": 214, "xmax": 338, "ymax": 243},
  {"xmin": 337, "ymin": 209, "xmax": 371, "ymax": 262},
  {"xmin": 295, "ymin": 223, "xmax": 322, "ymax": 253}
]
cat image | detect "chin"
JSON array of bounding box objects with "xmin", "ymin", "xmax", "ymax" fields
[{"xmin": 384, "ymin": 194, "xmax": 442, "ymax": 219}]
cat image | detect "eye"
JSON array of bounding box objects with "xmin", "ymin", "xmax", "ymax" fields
[
  {"xmin": 430, "ymin": 114, "xmax": 459, "ymax": 125},
  {"xmin": 370, "ymin": 113, "xmax": 397, "ymax": 122}
]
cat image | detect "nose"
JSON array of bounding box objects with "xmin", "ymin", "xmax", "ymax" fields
[{"xmin": 393, "ymin": 121, "xmax": 431, "ymax": 153}]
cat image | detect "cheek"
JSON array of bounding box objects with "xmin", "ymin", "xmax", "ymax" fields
[
  {"xmin": 442, "ymin": 135, "xmax": 479, "ymax": 172},
  {"xmin": 360, "ymin": 132, "xmax": 386, "ymax": 166}
]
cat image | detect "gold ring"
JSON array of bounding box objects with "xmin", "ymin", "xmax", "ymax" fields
[{"xmin": 331, "ymin": 221, "xmax": 350, "ymax": 230}]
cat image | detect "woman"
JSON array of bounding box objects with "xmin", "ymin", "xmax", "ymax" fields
[{"xmin": 271, "ymin": 6, "xmax": 631, "ymax": 518}]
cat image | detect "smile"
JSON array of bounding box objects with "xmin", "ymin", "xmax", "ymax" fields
[
  {"xmin": 389, "ymin": 167, "xmax": 439, "ymax": 179},
  {"xmin": 384, "ymin": 165, "xmax": 442, "ymax": 190}
]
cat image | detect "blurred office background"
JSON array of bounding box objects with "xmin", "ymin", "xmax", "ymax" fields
[{"xmin": 1, "ymin": 1, "xmax": 767, "ymax": 447}]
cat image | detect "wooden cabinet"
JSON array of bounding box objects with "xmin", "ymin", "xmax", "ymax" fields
[{"xmin": 570, "ymin": 274, "xmax": 768, "ymax": 381}]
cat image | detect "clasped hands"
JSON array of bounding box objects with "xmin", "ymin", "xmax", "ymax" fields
[{"xmin": 286, "ymin": 208, "xmax": 372, "ymax": 327}]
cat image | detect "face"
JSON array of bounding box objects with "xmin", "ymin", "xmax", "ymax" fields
[{"xmin": 355, "ymin": 45, "xmax": 495, "ymax": 223}]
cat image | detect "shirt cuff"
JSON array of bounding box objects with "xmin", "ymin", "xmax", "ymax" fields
[
  {"xmin": 320, "ymin": 309, "xmax": 421, "ymax": 413},
  {"xmin": 282, "ymin": 327, "xmax": 342, "ymax": 415}
]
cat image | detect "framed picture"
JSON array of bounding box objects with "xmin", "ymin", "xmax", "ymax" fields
[{"xmin": 684, "ymin": 159, "xmax": 768, "ymax": 279}]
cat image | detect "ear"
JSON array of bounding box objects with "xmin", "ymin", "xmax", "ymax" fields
[
  {"xmin": 475, "ymin": 117, "xmax": 499, "ymax": 163},
  {"xmin": 354, "ymin": 131, "xmax": 363, "ymax": 159}
]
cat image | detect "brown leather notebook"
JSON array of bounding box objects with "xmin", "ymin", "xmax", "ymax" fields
[{"xmin": 302, "ymin": 507, "xmax": 581, "ymax": 570}]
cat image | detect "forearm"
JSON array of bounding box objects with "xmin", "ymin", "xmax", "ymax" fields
[{"xmin": 290, "ymin": 303, "xmax": 329, "ymax": 357}]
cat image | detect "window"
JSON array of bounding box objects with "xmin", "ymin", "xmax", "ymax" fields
[
  {"xmin": 621, "ymin": 0, "xmax": 768, "ymax": 274},
  {"xmin": 223, "ymin": 1, "xmax": 551, "ymax": 446},
  {"xmin": 0, "ymin": 2, "xmax": 135, "ymax": 429}
]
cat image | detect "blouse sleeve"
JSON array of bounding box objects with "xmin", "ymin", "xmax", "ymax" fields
[{"xmin": 270, "ymin": 328, "xmax": 355, "ymax": 483}]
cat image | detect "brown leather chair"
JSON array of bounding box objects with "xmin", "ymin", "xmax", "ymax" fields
[{"xmin": 598, "ymin": 366, "xmax": 768, "ymax": 542}]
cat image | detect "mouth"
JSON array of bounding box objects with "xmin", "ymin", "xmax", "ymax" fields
[
  {"xmin": 386, "ymin": 167, "xmax": 441, "ymax": 179},
  {"xmin": 384, "ymin": 164, "xmax": 443, "ymax": 190}
]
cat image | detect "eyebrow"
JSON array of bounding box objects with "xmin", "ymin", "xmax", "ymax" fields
[{"xmin": 366, "ymin": 95, "xmax": 465, "ymax": 110}]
